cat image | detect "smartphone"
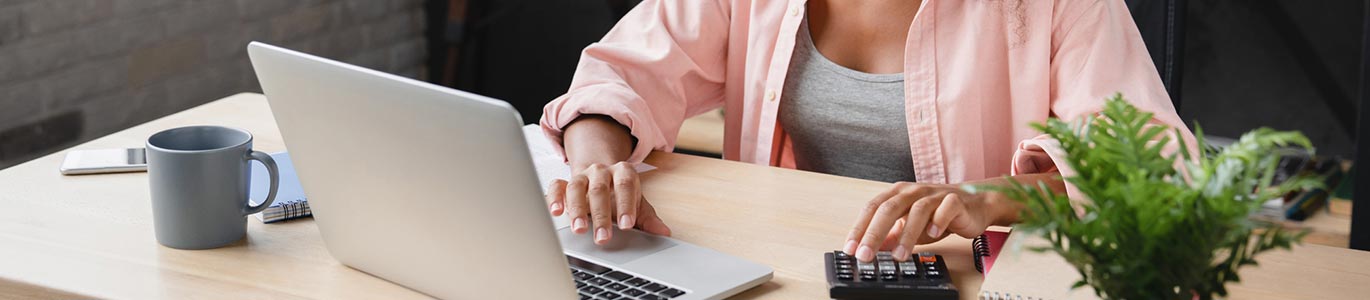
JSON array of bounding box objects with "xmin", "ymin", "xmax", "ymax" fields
[{"xmin": 59, "ymin": 148, "xmax": 148, "ymax": 175}]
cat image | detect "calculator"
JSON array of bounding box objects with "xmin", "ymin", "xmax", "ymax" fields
[{"xmin": 824, "ymin": 250, "xmax": 958, "ymax": 299}]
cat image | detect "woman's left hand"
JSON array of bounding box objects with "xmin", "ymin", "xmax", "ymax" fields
[{"xmin": 842, "ymin": 182, "xmax": 1001, "ymax": 262}]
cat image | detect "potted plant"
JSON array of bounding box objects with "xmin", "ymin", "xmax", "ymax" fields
[{"xmin": 973, "ymin": 95, "xmax": 1316, "ymax": 300}]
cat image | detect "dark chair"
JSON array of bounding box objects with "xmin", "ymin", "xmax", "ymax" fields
[
  {"xmin": 1352, "ymin": 0, "xmax": 1369, "ymax": 251},
  {"xmin": 427, "ymin": 0, "xmax": 641, "ymax": 124},
  {"xmin": 1124, "ymin": 0, "xmax": 1189, "ymax": 111}
]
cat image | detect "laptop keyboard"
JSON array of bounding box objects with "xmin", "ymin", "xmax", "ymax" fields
[{"xmin": 568, "ymin": 255, "xmax": 688, "ymax": 300}]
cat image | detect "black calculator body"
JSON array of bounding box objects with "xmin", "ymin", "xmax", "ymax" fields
[{"xmin": 824, "ymin": 250, "xmax": 958, "ymax": 299}]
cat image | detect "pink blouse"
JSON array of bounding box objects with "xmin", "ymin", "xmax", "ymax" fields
[{"xmin": 541, "ymin": 0, "xmax": 1195, "ymax": 187}]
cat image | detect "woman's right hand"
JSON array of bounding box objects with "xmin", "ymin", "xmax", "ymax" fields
[{"xmin": 545, "ymin": 115, "xmax": 673, "ymax": 245}]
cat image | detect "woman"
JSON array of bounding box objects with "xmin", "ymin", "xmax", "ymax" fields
[{"xmin": 539, "ymin": 0, "xmax": 1193, "ymax": 263}]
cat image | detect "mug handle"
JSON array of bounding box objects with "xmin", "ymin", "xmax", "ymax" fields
[{"xmin": 243, "ymin": 151, "xmax": 280, "ymax": 216}]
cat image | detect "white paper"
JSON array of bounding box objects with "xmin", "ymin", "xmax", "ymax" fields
[{"xmin": 522, "ymin": 124, "xmax": 655, "ymax": 194}]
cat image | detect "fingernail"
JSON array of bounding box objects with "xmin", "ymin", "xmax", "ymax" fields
[
  {"xmin": 928, "ymin": 224, "xmax": 942, "ymax": 237},
  {"xmin": 856, "ymin": 245, "xmax": 875, "ymax": 262},
  {"xmin": 843, "ymin": 240, "xmax": 858, "ymax": 254},
  {"xmin": 893, "ymin": 245, "xmax": 909, "ymax": 261},
  {"xmin": 596, "ymin": 227, "xmax": 611, "ymax": 243},
  {"xmin": 572, "ymin": 218, "xmax": 587, "ymax": 233},
  {"xmin": 619, "ymin": 215, "xmax": 634, "ymax": 229},
  {"xmin": 549, "ymin": 202, "xmax": 562, "ymax": 212}
]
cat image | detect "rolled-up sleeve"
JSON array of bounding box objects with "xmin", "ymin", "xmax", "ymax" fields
[
  {"xmin": 1012, "ymin": 0, "xmax": 1198, "ymax": 197},
  {"xmin": 540, "ymin": 0, "xmax": 731, "ymax": 163}
]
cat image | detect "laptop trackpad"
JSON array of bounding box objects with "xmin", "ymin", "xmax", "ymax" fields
[{"xmin": 558, "ymin": 228, "xmax": 679, "ymax": 265}]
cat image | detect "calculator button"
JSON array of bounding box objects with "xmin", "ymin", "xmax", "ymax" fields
[
  {"xmin": 927, "ymin": 270, "xmax": 943, "ymax": 278},
  {"xmin": 837, "ymin": 273, "xmax": 854, "ymax": 281},
  {"xmin": 919, "ymin": 254, "xmax": 938, "ymax": 263},
  {"xmin": 642, "ymin": 283, "xmax": 668, "ymax": 292},
  {"xmin": 881, "ymin": 274, "xmax": 898, "ymax": 281},
  {"xmin": 902, "ymin": 269, "xmax": 918, "ymax": 278},
  {"xmin": 837, "ymin": 269, "xmax": 853, "ymax": 275},
  {"xmin": 860, "ymin": 273, "xmax": 876, "ymax": 281},
  {"xmin": 835, "ymin": 263, "xmax": 853, "ymax": 270}
]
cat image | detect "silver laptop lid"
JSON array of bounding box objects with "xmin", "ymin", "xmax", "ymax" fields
[{"xmin": 248, "ymin": 42, "xmax": 577, "ymax": 299}]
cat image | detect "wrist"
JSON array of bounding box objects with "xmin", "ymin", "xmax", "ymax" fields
[
  {"xmin": 984, "ymin": 192, "xmax": 1021, "ymax": 226},
  {"xmin": 564, "ymin": 115, "xmax": 634, "ymax": 170}
]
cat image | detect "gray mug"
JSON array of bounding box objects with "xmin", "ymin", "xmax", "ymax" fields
[{"xmin": 146, "ymin": 126, "xmax": 280, "ymax": 249}]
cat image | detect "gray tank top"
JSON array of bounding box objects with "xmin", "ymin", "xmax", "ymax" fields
[{"xmin": 777, "ymin": 18, "xmax": 916, "ymax": 183}]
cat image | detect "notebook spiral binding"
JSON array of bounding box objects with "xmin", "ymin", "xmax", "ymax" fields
[
  {"xmin": 979, "ymin": 291, "xmax": 1035, "ymax": 300},
  {"xmin": 972, "ymin": 234, "xmax": 991, "ymax": 273},
  {"xmin": 273, "ymin": 199, "xmax": 312, "ymax": 222}
]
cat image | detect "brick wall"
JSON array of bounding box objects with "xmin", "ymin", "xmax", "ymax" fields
[{"xmin": 0, "ymin": 0, "xmax": 428, "ymax": 169}]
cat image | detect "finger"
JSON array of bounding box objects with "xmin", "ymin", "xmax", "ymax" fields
[
  {"xmin": 880, "ymin": 218, "xmax": 905, "ymax": 250},
  {"xmin": 611, "ymin": 162, "xmax": 640, "ymax": 230},
  {"xmin": 546, "ymin": 179, "xmax": 568, "ymax": 216},
  {"xmin": 937, "ymin": 193, "xmax": 986, "ymax": 238},
  {"xmin": 584, "ymin": 164, "xmax": 615, "ymax": 245},
  {"xmin": 565, "ymin": 175, "xmax": 591, "ymax": 234},
  {"xmin": 929, "ymin": 193, "xmax": 967, "ymax": 238},
  {"xmin": 894, "ymin": 194, "xmax": 945, "ymax": 261},
  {"xmin": 635, "ymin": 199, "xmax": 672, "ymax": 236},
  {"xmin": 845, "ymin": 187, "xmax": 902, "ymax": 255},
  {"xmin": 856, "ymin": 197, "xmax": 913, "ymax": 262}
]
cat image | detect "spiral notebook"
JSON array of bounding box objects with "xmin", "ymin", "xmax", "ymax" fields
[
  {"xmin": 249, "ymin": 152, "xmax": 311, "ymax": 223},
  {"xmin": 975, "ymin": 231, "xmax": 1096, "ymax": 300},
  {"xmin": 972, "ymin": 228, "xmax": 1011, "ymax": 274}
]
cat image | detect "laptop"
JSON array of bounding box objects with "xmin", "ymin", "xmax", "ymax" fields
[{"xmin": 247, "ymin": 42, "xmax": 773, "ymax": 299}]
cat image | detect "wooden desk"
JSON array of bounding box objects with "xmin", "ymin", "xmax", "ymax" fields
[{"xmin": 0, "ymin": 93, "xmax": 1367, "ymax": 299}]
